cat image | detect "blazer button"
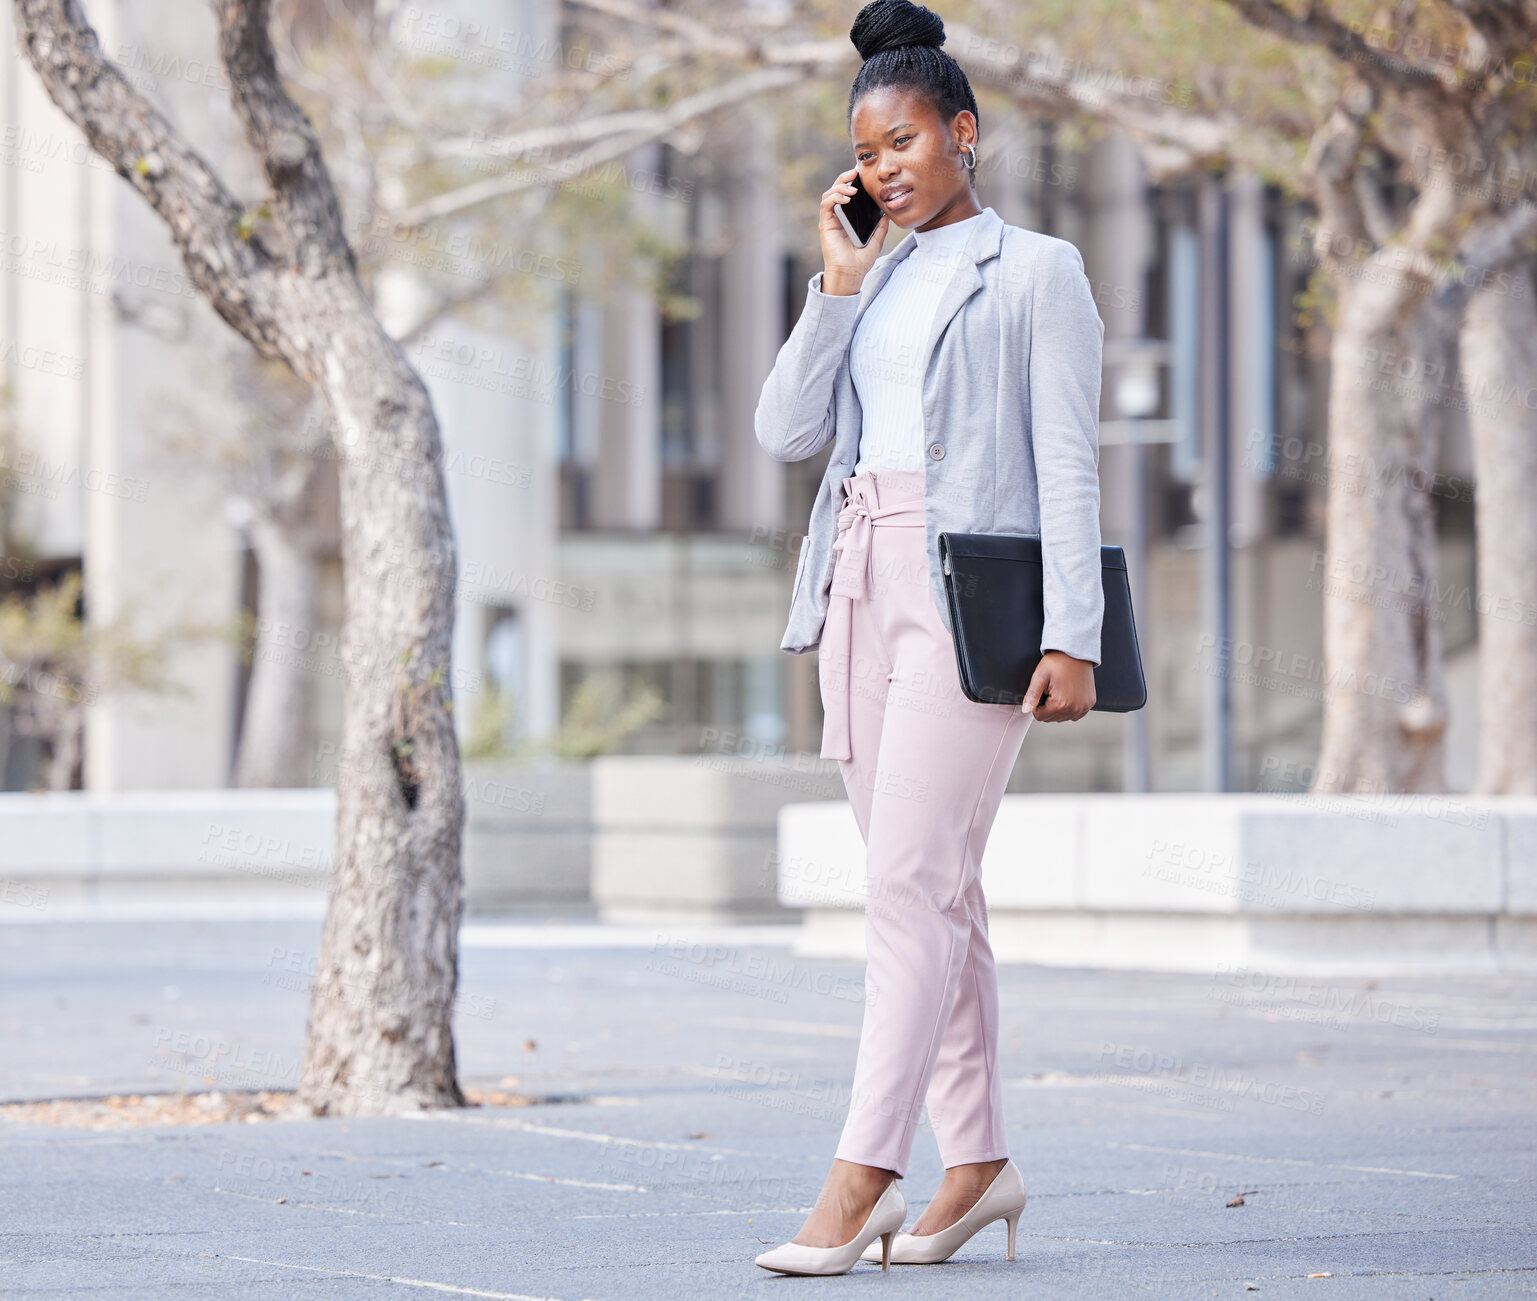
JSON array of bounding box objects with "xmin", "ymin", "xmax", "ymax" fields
[{"xmin": 927, "ymin": 442, "xmax": 945, "ymax": 461}]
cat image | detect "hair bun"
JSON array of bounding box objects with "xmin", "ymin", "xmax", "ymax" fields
[{"xmin": 849, "ymin": 0, "xmax": 946, "ymax": 62}]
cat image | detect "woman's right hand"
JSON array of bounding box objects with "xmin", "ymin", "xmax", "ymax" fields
[{"xmin": 819, "ymin": 167, "xmax": 889, "ymax": 295}]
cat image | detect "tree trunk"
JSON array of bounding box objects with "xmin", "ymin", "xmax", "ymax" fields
[
  {"xmin": 1460, "ymin": 260, "xmax": 1537, "ymax": 794},
  {"xmin": 14, "ymin": 0, "xmax": 466, "ymax": 1114},
  {"xmin": 235, "ymin": 515, "xmax": 318, "ymax": 788},
  {"xmin": 47, "ymin": 706, "xmax": 84, "ymax": 791},
  {"xmin": 1311, "ymin": 271, "xmax": 1448, "ymax": 794},
  {"xmin": 297, "ymin": 294, "xmax": 466, "ymax": 1115}
]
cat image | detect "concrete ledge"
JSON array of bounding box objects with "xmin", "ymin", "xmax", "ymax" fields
[
  {"xmin": 0, "ymin": 790, "xmax": 336, "ymax": 919},
  {"xmin": 0, "ymin": 764, "xmax": 597, "ymax": 920},
  {"xmin": 778, "ymin": 793, "xmax": 1537, "ymax": 974},
  {"xmin": 460, "ymin": 763, "xmax": 592, "ymax": 908},
  {"xmin": 590, "ymin": 754, "xmax": 845, "ymax": 924}
]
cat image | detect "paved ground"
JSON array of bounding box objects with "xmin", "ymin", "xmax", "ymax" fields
[{"xmin": 1, "ymin": 913, "xmax": 1534, "ymax": 1298}]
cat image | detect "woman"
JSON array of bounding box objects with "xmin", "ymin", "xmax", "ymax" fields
[{"xmin": 750, "ymin": 0, "xmax": 1106, "ymax": 1277}]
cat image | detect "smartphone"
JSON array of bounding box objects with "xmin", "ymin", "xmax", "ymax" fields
[{"xmin": 834, "ymin": 171, "xmax": 885, "ymax": 249}]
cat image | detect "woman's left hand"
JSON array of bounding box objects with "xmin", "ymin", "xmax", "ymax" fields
[{"xmin": 1020, "ymin": 651, "xmax": 1096, "ymax": 721}]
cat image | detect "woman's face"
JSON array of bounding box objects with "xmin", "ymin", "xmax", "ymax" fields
[{"xmin": 850, "ymin": 86, "xmax": 976, "ymax": 230}]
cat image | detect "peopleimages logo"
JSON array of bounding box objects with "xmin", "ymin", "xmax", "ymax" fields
[
  {"xmin": 353, "ymin": 216, "xmax": 582, "ymax": 285},
  {"xmin": 0, "ymin": 445, "xmax": 149, "ymax": 502},
  {"xmin": 1211, "ymin": 964, "xmax": 1442, "ymax": 1031},
  {"xmin": 0, "ymin": 340, "xmax": 84, "ymax": 379},
  {"xmin": 1097, "ymin": 1044, "xmax": 1327, "ymax": 1115},
  {"xmin": 399, "ymin": 8, "xmax": 629, "ymax": 79},
  {"xmin": 0, "ymin": 228, "xmax": 198, "ymax": 299},
  {"xmin": 411, "ymin": 332, "xmax": 645, "ymax": 407}
]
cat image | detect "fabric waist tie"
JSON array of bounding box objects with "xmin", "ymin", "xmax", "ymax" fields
[{"xmin": 820, "ymin": 470, "xmax": 927, "ymax": 763}]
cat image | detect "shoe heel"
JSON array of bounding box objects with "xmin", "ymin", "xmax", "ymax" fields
[
  {"xmin": 1005, "ymin": 1209, "xmax": 1022, "ymax": 1261},
  {"xmin": 880, "ymin": 1229, "xmax": 895, "ymax": 1271}
]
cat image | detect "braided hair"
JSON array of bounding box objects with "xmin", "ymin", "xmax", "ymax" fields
[{"xmin": 847, "ymin": 0, "xmax": 980, "ymax": 184}]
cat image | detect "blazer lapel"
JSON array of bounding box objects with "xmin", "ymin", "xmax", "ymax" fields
[
  {"xmin": 922, "ymin": 256, "xmax": 984, "ymax": 373},
  {"xmin": 837, "ymin": 207, "xmax": 1006, "ymax": 460},
  {"xmin": 922, "ymin": 206, "xmax": 1004, "ymax": 377},
  {"xmin": 852, "ymin": 236, "xmax": 917, "ymax": 328},
  {"xmin": 856, "ymin": 207, "xmax": 1005, "ymax": 373}
]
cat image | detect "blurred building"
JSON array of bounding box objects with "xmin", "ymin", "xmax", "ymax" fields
[
  {"xmin": 551, "ymin": 115, "xmax": 1479, "ymax": 793},
  {"xmin": 0, "ymin": 4, "xmax": 1479, "ymax": 793}
]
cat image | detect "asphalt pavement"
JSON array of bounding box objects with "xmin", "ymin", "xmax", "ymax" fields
[{"xmin": 1, "ymin": 914, "xmax": 1534, "ymax": 1298}]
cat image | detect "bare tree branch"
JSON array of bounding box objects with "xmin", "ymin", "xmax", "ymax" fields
[
  {"xmin": 217, "ymin": 0, "xmax": 356, "ymax": 281},
  {"xmin": 392, "ymin": 62, "xmax": 814, "ymax": 227},
  {"xmin": 566, "ymin": 0, "xmax": 791, "ymax": 57},
  {"xmin": 1299, "ymin": 97, "xmax": 1371, "ymax": 265},
  {"xmin": 951, "ymin": 24, "xmax": 1249, "ymax": 181},
  {"xmin": 1435, "ymin": 200, "xmax": 1537, "ymax": 316},
  {"xmin": 1353, "ymin": 155, "xmax": 1400, "ymax": 244},
  {"xmin": 13, "ymin": 0, "xmax": 284, "ymax": 356},
  {"xmin": 1219, "ymin": 0, "xmax": 1450, "ymax": 93},
  {"xmin": 395, "ymin": 7, "xmax": 1264, "ymax": 231}
]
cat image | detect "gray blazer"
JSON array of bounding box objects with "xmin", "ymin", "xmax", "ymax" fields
[{"xmin": 754, "ymin": 204, "xmax": 1106, "ymax": 665}]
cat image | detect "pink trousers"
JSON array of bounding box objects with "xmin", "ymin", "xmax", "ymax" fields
[{"xmin": 818, "ymin": 469, "xmax": 1033, "ymax": 1179}]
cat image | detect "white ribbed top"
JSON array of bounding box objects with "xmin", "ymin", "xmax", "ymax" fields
[{"xmin": 850, "ymin": 211, "xmax": 984, "ymax": 474}]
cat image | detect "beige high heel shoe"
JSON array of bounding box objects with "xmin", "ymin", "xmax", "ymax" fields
[
  {"xmin": 859, "ymin": 1159, "xmax": 1027, "ymax": 1264},
  {"xmin": 755, "ymin": 1181, "xmax": 907, "ymax": 1275}
]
